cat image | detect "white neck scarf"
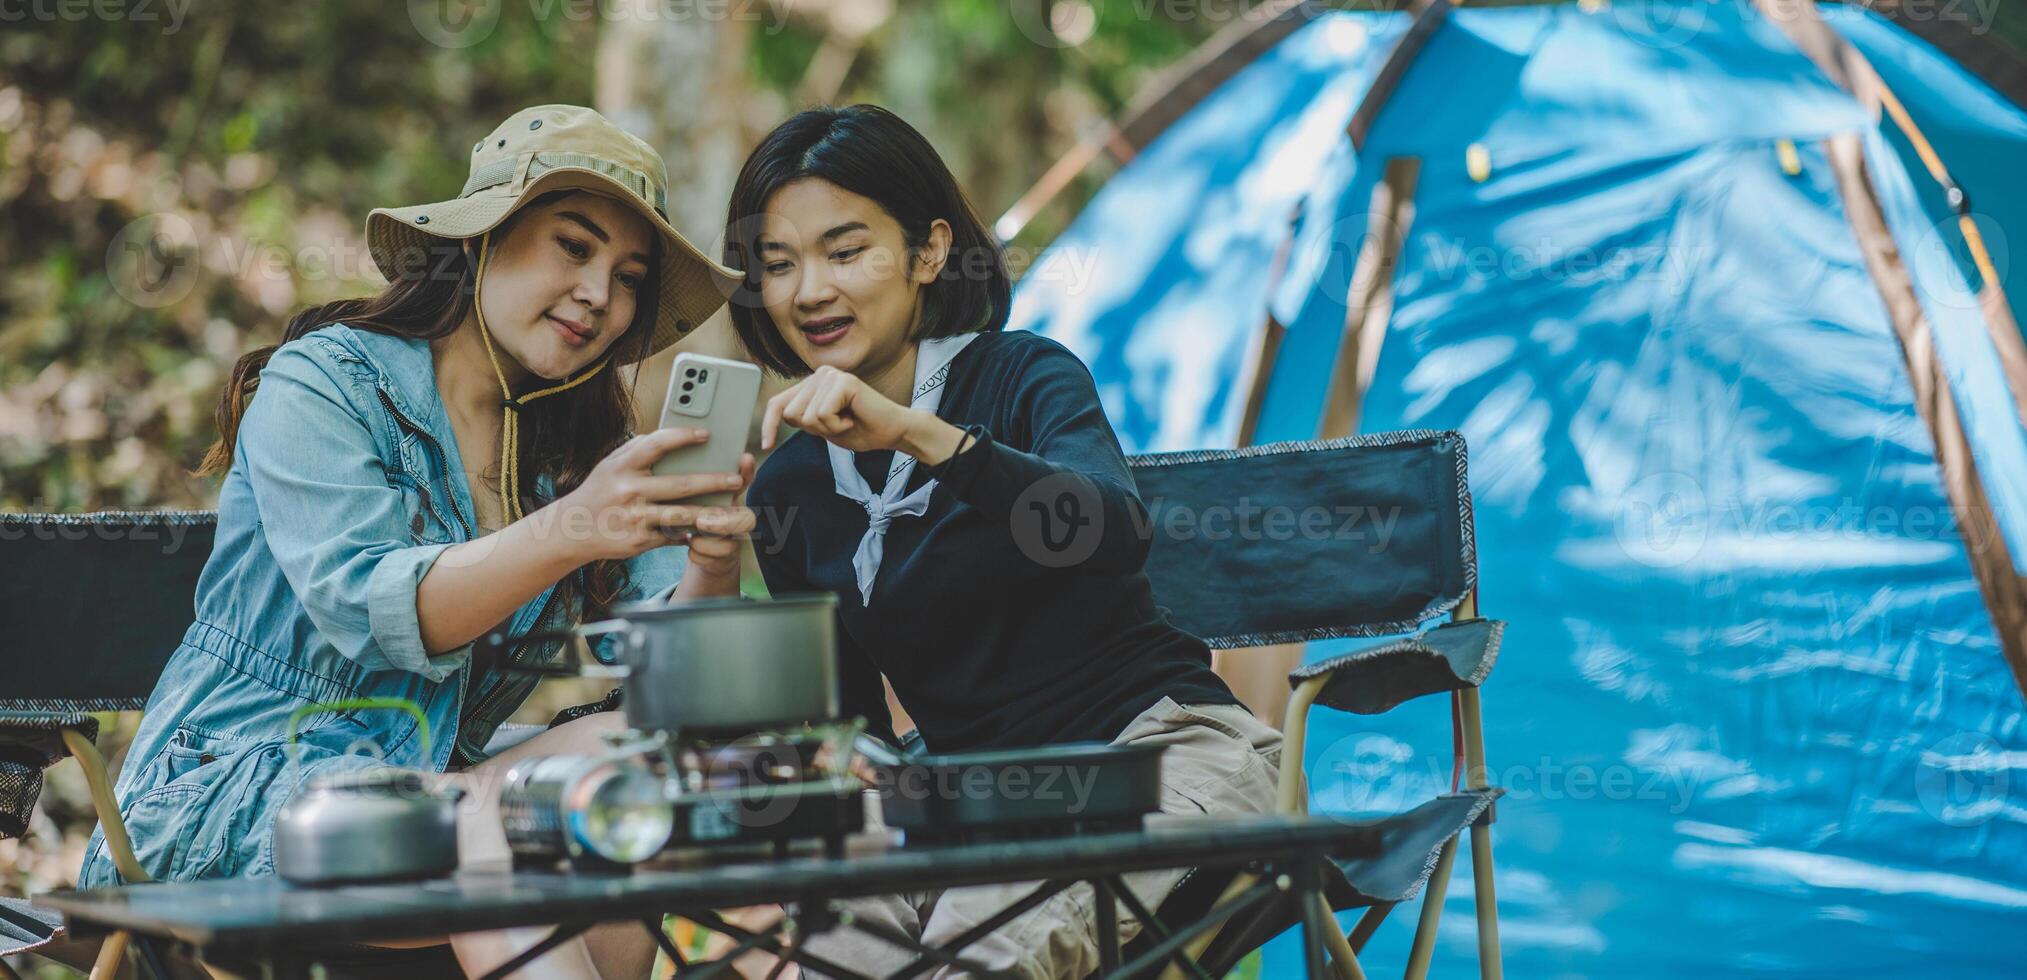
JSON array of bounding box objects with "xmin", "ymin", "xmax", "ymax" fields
[{"xmin": 828, "ymin": 332, "xmax": 980, "ymax": 606}]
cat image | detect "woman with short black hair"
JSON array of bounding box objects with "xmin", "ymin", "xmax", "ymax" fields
[{"xmin": 727, "ymin": 104, "xmax": 1283, "ymax": 978}]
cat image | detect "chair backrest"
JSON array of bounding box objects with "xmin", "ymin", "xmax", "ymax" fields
[
  {"xmin": 1127, "ymin": 430, "xmax": 1475, "ymax": 649},
  {"xmin": 0, "ymin": 511, "xmax": 216, "ymax": 707}
]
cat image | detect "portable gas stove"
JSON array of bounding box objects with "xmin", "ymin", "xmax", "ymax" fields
[
  {"xmin": 501, "ymin": 725, "xmax": 866, "ymax": 870},
  {"xmin": 664, "ymin": 728, "xmax": 865, "ymax": 857}
]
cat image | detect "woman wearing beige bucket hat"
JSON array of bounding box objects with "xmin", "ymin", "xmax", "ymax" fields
[{"xmin": 77, "ymin": 105, "xmax": 747, "ymax": 977}]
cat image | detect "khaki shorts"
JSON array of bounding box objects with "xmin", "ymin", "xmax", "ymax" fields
[{"xmin": 803, "ymin": 696, "xmax": 1284, "ymax": 979}]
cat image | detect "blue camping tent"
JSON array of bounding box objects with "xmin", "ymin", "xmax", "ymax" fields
[{"xmin": 1008, "ymin": 1, "xmax": 2027, "ymax": 976}]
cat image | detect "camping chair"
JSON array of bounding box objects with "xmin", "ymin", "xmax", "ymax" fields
[
  {"xmin": 1119, "ymin": 429, "xmax": 1505, "ymax": 979},
  {"xmin": 0, "ymin": 510, "xmax": 553, "ymax": 979},
  {"xmin": 0, "ymin": 511, "xmax": 215, "ymax": 978}
]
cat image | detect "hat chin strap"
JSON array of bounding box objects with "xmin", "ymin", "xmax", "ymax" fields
[{"xmin": 471, "ymin": 230, "xmax": 609, "ymax": 525}]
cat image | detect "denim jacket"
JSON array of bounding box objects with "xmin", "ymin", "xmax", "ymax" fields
[{"xmin": 78, "ymin": 324, "xmax": 687, "ymax": 887}]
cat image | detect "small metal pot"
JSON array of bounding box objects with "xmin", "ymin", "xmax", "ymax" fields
[
  {"xmin": 274, "ymin": 769, "xmax": 463, "ymax": 885},
  {"xmin": 488, "ymin": 593, "xmax": 839, "ymax": 737}
]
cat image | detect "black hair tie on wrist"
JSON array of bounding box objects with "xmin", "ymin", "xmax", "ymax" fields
[
  {"xmin": 937, "ymin": 423, "xmax": 986, "ymax": 475},
  {"xmin": 954, "ymin": 423, "xmax": 986, "ymax": 457}
]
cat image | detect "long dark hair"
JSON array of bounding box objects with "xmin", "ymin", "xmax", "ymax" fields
[
  {"xmin": 201, "ymin": 190, "xmax": 656, "ymax": 619},
  {"xmin": 722, "ymin": 104, "xmax": 1011, "ymax": 376}
]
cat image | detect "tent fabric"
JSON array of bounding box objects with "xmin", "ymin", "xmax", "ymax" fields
[{"xmin": 1008, "ymin": 2, "xmax": 2027, "ymax": 975}]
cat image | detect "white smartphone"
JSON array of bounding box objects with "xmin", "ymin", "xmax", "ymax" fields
[{"xmin": 653, "ymin": 352, "xmax": 765, "ymax": 506}]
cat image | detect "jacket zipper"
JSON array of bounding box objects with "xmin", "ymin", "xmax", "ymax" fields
[{"xmin": 375, "ymin": 389, "xmax": 473, "ymax": 539}]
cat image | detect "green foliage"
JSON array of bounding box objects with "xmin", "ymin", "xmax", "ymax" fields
[
  {"xmin": 0, "ymin": 3, "xmax": 598, "ymax": 508},
  {"xmin": 0, "ymin": 0, "xmax": 1222, "ymax": 510}
]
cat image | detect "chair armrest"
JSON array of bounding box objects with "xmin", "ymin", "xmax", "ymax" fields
[{"xmin": 1286, "ymin": 619, "xmax": 1505, "ymax": 716}]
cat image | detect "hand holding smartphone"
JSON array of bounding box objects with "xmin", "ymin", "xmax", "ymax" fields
[{"xmin": 653, "ymin": 352, "xmax": 765, "ymax": 506}]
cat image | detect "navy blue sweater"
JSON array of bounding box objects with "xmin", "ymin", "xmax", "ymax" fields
[{"xmin": 747, "ymin": 330, "xmax": 1238, "ymax": 752}]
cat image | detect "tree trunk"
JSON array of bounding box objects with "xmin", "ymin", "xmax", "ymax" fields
[{"xmin": 596, "ymin": 2, "xmax": 755, "ymax": 431}]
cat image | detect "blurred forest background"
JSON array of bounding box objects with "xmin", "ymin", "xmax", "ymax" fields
[
  {"xmin": 0, "ymin": 0, "xmax": 1238, "ymax": 512},
  {"xmin": 0, "ymin": 0, "xmax": 1255, "ymax": 918}
]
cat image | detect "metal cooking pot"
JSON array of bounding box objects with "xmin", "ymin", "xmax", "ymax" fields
[
  {"xmin": 275, "ymin": 768, "xmax": 463, "ymax": 885},
  {"xmin": 485, "ymin": 593, "xmax": 839, "ymax": 737}
]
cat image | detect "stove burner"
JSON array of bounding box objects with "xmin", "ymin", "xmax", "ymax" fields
[{"xmin": 681, "ymin": 731, "xmax": 832, "ymax": 791}]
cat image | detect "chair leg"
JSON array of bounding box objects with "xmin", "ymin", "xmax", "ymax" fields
[
  {"xmin": 1468, "ymin": 824, "xmax": 1503, "ymax": 980},
  {"xmin": 59, "ymin": 727, "xmax": 149, "ymax": 885},
  {"xmin": 1306, "ymin": 891, "xmax": 1366, "ymax": 980},
  {"xmin": 1279, "ymin": 677, "xmax": 1328, "ymax": 815},
  {"xmin": 88, "ymin": 930, "xmax": 128, "ymax": 980},
  {"xmin": 1456, "ymin": 687, "xmax": 1502, "ymax": 980},
  {"xmin": 1402, "ymin": 836, "xmax": 1456, "ymax": 980},
  {"xmin": 1347, "ymin": 901, "xmax": 1393, "ymax": 953}
]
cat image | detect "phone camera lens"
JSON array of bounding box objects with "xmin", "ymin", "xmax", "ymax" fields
[
  {"xmin": 684, "ymin": 368, "xmax": 697, "ymax": 378},
  {"xmin": 682, "ymin": 382, "xmax": 694, "ymax": 391},
  {"xmin": 678, "ymin": 395, "xmax": 691, "ymax": 405}
]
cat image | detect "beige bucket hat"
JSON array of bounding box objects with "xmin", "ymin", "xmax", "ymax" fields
[{"xmin": 365, "ymin": 104, "xmax": 741, "ymax": 362}]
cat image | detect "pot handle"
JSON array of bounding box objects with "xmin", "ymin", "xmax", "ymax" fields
[{"xmin": 483, "ymin": 620, "xmax": 637, "ymax": 680}]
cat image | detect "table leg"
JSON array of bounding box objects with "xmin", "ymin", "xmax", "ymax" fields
[
  {"xmin": 641, "ymin": 917, "xmax": 689, "ymax": 969},
  {"xmin": 1299, "ymin": 890, "xmax": 1327, "ymax": 978},
  {"xmin": 474, "ymin": 921, "xmax": 595, "ymax": 980},
  {"xmin": 132, "ymin": 935, "xmax": 173, "ymax": 980},
  {"xmin": 886, "ymin": 877, "xmax": 1074, "ymax": 978},
  {"xmin": 1093, "ymin": 879, "xmax": 1119, "ymax": 973},
  {"xmin": 678, "ymin": 909, "xmax": 868, "ymax": 980},
  {"xmin": 1107, "ymin": 876, "xmax": 1281, "ymax": 980},
  {"xmin": 1101, "ymin": 875, "xmax": 1215, "ymax": 980}
]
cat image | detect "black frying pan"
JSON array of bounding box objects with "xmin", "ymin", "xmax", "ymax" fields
[{"xmin": 856, "ymin": 737, "xmax": 1166, "ymax": 842}]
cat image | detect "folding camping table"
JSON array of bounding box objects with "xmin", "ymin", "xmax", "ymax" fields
[{"xmin": 30, "ymin": 813, "xmax": 1380, "ymax": 979}]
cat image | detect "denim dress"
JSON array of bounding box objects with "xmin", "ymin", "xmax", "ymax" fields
[{"xmin": 77, "ymin": 324, "xmax": 687, "ymax": 887}]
